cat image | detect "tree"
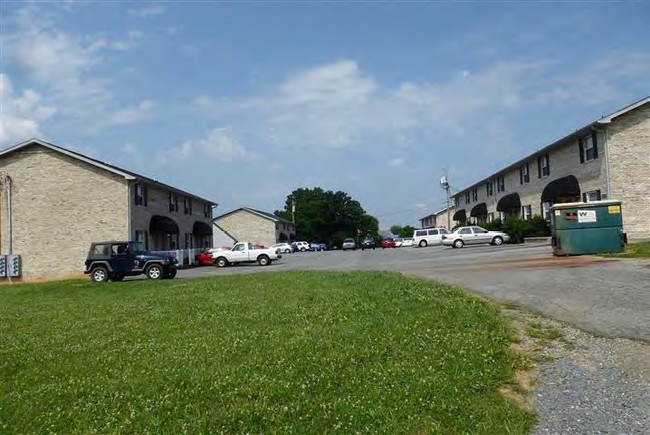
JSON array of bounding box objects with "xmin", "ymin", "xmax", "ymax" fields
[
  {"xmin": 275, "ymin": 188, "xmax": 379, "ymax": 247},
  {"xmin": 388, "ymin": 224, "xmax": 417, "ymax": 238}
]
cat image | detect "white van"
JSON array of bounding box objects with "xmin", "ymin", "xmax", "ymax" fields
[{"xmin": 412, "ymin": 228, "xmax": 450, "ymax": 247}]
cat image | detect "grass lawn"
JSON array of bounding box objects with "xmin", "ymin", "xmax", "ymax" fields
[
  {"xmin": 1, "ymin": 271, "xmax": 535, "ymax": 434},
  {"xmin": 602, "ymin": 241, "xmax": 650, "ymax": 258}
]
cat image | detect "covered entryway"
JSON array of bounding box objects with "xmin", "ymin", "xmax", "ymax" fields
[
  {"xmin": 496, "ymin": 193, "xmax": 522, "ymax": 220},
  {"xmin": 193, "ymin": 221, "xmax": 213, "ymax": 248},
  {"xmin": 470, "ymin": 203, "xmax": 488, "ymax": 225},
  {"xmin": 278, "ymin": 232, "xmax": 288, "ymax": 242},
  {"xmin": 541, "ymin": 175, "xmax": 581, "ymax": 204},
  {"xmin": 453, "ymin": 209, "xmax": 467, "ymax": 223},
  {"xmin": 149, "ymin": 215, "xmax": 180, "ymax": 250}
]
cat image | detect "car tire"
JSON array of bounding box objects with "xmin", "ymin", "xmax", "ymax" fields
[
  {"xmin": 145, "ymin": 264, "xmax": 163, "ymax": 280},
  {"xmin": 91, "ymin": 266, "xmax": 109, "ymax": 283},
  {"xmin": 300, "ymin": 248, "xmax": 307, "ymax": 252},
  {"xmin": 419, "ymin": 240, "xmax": 427, "ymax": 247},
  {"xmin": 215, "ymin": 257, "xmax": 229, "ymax": 268},
  {"xmin": 453, "ymin": 239, "xmax": 464, "ymax": 249},
  {"xmin": 284, "ymin": 249, "xmax": 291, "ymax": 254},
  {"xmin": 110, "ymin": 273, "xmax": 125, "ymax": 282},
  {"xmin": 492, "ymin": 236, "xmax": 504, "ymax": 246},
  {"xmin": 258, "ymin": 255, "xmax": 270, "ymax": 266},
  {"xmin": 163, "ymin": 270, "xmax": 177, "ymax": 279}
]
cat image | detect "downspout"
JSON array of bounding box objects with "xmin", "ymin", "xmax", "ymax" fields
[
  {"xmin": 4, "ymin": 176, "xmax": 12, "ymax": 255},
  {"xmin": 602, "ymin": 126, "xmax": 613, "ymax": 199}
]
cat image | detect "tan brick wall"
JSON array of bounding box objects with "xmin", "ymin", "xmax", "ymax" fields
[
  {"xmin": 0, "ymin": 144, "xmax": 129, "ymax": 279},
  {"xmin": 216, "ymin": 210, "xmax": 276, "ymax": 247},
  {"xmin": 607, "ymin": 105, "xmax": 650, "ymax": 239},
  {"xmin": 453, "ymin": 130, "xmax": 608, "ymax": 223},
  {"xmin": 130, "ymin": 185, "xmax": 215, "ymax": 250}
]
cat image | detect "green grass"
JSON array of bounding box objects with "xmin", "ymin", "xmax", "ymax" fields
[
  {"xmin": 1, "ymin": 271, "xmax": 536, "ymax": 434},
  {"xmin": 602, "ymin": 241, "xmax": 650, "ymax": 258}
]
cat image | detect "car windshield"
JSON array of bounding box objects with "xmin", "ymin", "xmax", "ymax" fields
[
  {"xmin": 344, "ymin": 239, "xmax": 354, "ymax": 243},
  {"xmin": 128, "ymin": 241, "xmax": 147, "ymax": 254}
]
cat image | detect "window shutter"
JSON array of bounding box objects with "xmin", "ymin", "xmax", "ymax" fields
[
  {"xmin": 579, "ymin": 140, "xmax": 585, "ymax": 163},
  {"xmin": 144, "ymin": 186, "xmax": 148, "ymax": 206},
  {"xmin": 596, "ymin": 190, "xmax": 601, "ymax": 200},
  {"xmin": 519, "ymin": 167, "xmax": 523, "ymax": 185},
  {"xmin": 592, "ymin": 133, "xmax": 599, "ymax": 159},
  {"xmin": 133, "ymin": 185, "xmax": 137, "ymax": 205},
  {"xmin": 538, "ymin": 158, "xmax": 542, "ymax": 178},
  {"xmin": 582, "ymin": 193, "xmax": 587, "ymax": 202}
]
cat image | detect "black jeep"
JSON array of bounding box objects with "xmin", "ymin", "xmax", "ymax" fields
[{"xmin": 84, "ymin": 241, "xmax": 178, "ymax": 282}]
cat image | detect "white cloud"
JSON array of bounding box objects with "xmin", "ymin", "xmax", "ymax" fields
[
  {"xmin": 129, "ymin": 5, "xmax": 166, "ymax": 17},
  {"xmin": 387, "ymin": 157, "xmax": 406, "ymax": 167},
  {"xmin": 178, "ymin": 128, "xmax": 256, "ymax": 162},
  {"xmin": 104, "ymin": 100, "xmax": 155, "ymax": 127},
  {"xmin": 0, "ymin": 74, "xmax": 57, "ymax": 146}
]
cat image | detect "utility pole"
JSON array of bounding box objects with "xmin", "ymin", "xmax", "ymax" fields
[
  {"xmin": 291, "ymin": 196, "xmax": 296, "ymax": 223},
  {"xmin": 440, "ymin": 169, "xmax": 451, "ymax": 230}
]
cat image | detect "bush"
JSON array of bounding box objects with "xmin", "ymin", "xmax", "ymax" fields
[{"xmin": 502, "ymin": 215, "xmax": 550, "ymax": 244}]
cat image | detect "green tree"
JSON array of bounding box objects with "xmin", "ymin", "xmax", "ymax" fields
[
  {"xmin": 275, "ymin": 188, "xmax": 379, "ymax": 247},
  {"xmin": 399, "ymin": 225, "xmax": 416, "ymax": 238},
  {"xmin": 390, "ymin": 225, "xmax": 402, "ymax": 236}
]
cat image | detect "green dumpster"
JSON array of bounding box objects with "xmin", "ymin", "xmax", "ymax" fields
[{"xmin": 551, "ymin": 200, "xmax": 626, "ymax": 256}]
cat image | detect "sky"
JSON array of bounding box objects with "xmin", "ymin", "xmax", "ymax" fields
[{"xmin": 1, "ymin": 1, "xmax": 649, "ymax": 229}]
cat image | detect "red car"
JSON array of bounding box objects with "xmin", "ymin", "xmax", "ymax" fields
[
  {"xmin": 195, "ymin": 250, "xmax": 214, "ymax": 266},
  {"xmin": 381, "ymin": 239, "xmax": 396, "ymax": 249}
]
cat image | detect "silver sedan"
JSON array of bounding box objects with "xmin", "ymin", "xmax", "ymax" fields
[{"xmin": 442, "ymin": 226, "xmax": 510, "ymax": 248}]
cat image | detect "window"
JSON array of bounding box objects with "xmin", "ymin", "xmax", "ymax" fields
[
  {"xmin": 538, "ymin": 154, "xmax": 550, "ymax": 178},
  {"xmin": 184, "ymin": 233, "xmax": 193, "ymax": 249},
  {"xmin": 459, "ymin": 228, "xmax": 472, "ymax": 235},
  {"xmin": 166, "ymin": 233, "xmax": 179, "ymax": 250},
  {"xmin": 427, "ymin": 229, "xmax": 439, "ymax": 235},
  {"xmin": 522, "ymin": 205, "xmax": 532, "ymax": 220},
  {"xmin": 465, "ymin": 192, "xmax": 471, "ymax": 204},
  {"xmin": 579, "ymin": 134, "xmax": 599, "ymax": 163},
  {"xmin": 169, "ymin": 194, "xmax": 178, "ymax": 212},
  {"xmin": 112, "ymin": 243, "xmax": 129, "ymax": 256},
  {"xmin": 135, "ymin": 230, "xmax": 149, "ymax": 250},
  {"xmin": 487, "ymin": 212, "xmax": 494, "ymax": 222},
  {"xmin": 486, "ymin": 181, "xmax": 493, "ymax": 197},
  {"xmin": 415, "ymin": 230, "xmax": 427, "ymax": 237},
  {"xmin": 472, "ymin": 227, "xmax": 488, "ymax": 234},
  {"xmin": 520, "ymin": 164, "xmax": 530, "ymax": 184},
  {"xmin": 204, "ymin": 204, "xmax": 212, "ymax": 219},
  {"xmin": 184, "ymin": 198, "xmax": 192, "ymax": 215},
  {"xmin": 134, "ymin": 184, "xmax": 148, "ymax": 206},
  {"xmin": 582, "ymin": 190, "xmax": 601, "ymax": 202},
  {"xmin": 541, "ymin": 201, "xmax": 552, "ymax": 221},
  {"xmin": 453, "ymin": 197, "xmax": 459, "ymax": 207},
  {"xmin": 472, "ymin": 189, "xmax": 478, "ymax": 201},
  {"xmin": 496, "ymin": 176, "xmax": 505, "ymax": 193}
]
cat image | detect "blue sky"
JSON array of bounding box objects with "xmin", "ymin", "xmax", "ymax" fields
[{"xmin": 2, "ymin": 1, "xmax": 649, "ymax": 228}]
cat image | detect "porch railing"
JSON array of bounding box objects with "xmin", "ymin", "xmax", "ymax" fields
[{"xmin": 150, "ymin": 248, "xmax": 206, "ymax": 268}]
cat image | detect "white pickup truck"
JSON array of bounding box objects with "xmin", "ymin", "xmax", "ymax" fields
[{"xmin": 212, "ymin": 242, "xmax": 281, "ymax": 267}]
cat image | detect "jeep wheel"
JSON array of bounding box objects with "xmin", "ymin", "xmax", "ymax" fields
[
  {"xmin": 163, "ymin": 270, "xmax": 177, "ymax": 279},
  {"xmin": 419, "ymin": 240, "xmax": 427, "ymax": 248},
  {"xmin": 257, "ymin": 255, "xmax": 270, "ymax": 266},
  {"xmin": 215, "ymin": 257, "xmax": 229, "ymax": 268},
  {"xmin": 145, "ymin": 264, "xmax": 163, "ymax": 280},
  {"xmin": 91, "ymin": 266, "xmax": 109, "ymax": 283}
]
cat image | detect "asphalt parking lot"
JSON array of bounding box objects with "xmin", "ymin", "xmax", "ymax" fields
[{"xmin": 182, "ymin": 243, "xmax": 650, "ymax": 342}]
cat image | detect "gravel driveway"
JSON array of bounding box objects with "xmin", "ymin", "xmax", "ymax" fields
[{"xmin": 181, "ymin": 243, "xmax": 650, "ymax": 433}]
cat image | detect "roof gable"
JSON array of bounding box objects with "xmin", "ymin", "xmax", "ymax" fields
[
  {"xmin": 215, "ymin": 207, "xmax": 293, "ymax": 224},
  {"xmin": 0, "ymin": 138, "xmax": 217, "ymax": 205}
]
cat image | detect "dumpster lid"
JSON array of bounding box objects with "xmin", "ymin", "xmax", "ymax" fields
[{"xmin": 550, "ymin": 199, "xmax": 622, "ymax": 210}]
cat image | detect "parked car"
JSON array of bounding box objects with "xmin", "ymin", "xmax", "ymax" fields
[
  {"xmin": 84, "ymin": 241, "xmax": 178, "ymax": 282},
  {"xmin": 195, "ymin": 250, "xmax": 214, "ymax": 266},
  {"xmin": 213, "ymin": 241, "xmax": 281, "ymax": 267},
  {"xmin": 310, "ymin": 242, "xmax": 327, "ymax": 251},
  {"xmin": 412, "ymin": 227, "xmax": 450, "ymax": 247},
  {"xmin": 342, "ymin": 238, "xmax": 357, "ymax": 251},
  {"xmin": 293, "ymin": 241, "xmax": 311, "ymax": 252},
  {"xmin": 442, "ymin": 226, "xmax": 510, "ymax": 248},
  {"xmin": 271, "ymin": 243, "xmax": 293, "ymax": 254},
  {"xmin": 361, "ymin": 236, "xmax": 376, "ymax": 250},
  {"xmin": 401, "ymin": 238, "xmax": 414, "ymax": 247},
  {"xmin": 394, "ymin": 238, "xmax": 404, "ymax": 247},
  {"xmin": 381, "ymin": 238, "xmax": 397, "ymax": 249}
]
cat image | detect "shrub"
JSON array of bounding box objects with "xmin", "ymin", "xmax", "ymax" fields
[{"xmin": 502, "ymin": 215, "xmax": 550, "ymax": 244}]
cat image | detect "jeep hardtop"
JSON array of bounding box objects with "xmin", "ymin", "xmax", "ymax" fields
[{"xmin": 84, "ymin": 241, "xmax": 178, "ymax": 282}]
